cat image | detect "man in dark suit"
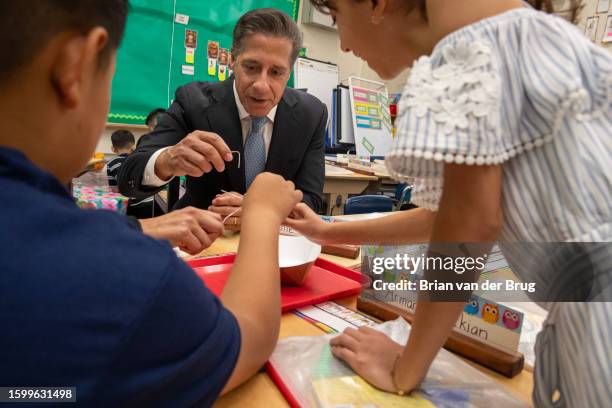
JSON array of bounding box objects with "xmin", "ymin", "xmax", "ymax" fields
[{"xmin": 118, "ymin": 9, "xmax": 327, "ymax": 221}]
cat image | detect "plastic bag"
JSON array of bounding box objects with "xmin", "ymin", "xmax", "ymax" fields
[{"xmin": 269, "ymin": 318, "xmax": 528, "ymax": 407}]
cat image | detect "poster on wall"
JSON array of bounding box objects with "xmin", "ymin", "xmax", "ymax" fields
[
  {"xmin": 348, "ymin": 77, "xmax": 393, "ymax": 158},
  {"xmin": 603, "ymin": 15, "xmax": 612, "ymax": 43},
  {"xmin": 596, "ymin": 0, "xmax": 610, "ymax": 14},
  {"xmin": 585, "ymin": 16, "xmax": 600, "ymax": 42}
]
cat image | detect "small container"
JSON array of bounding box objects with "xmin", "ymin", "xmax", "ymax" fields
[{"xmin": 279, "ymin": 235, "xmax": 321, "ymax": 286}]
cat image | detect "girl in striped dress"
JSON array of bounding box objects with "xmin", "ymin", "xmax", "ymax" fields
[{"xmin": 287, "ymin": 0, "xmax": 611, "ymax": 406}]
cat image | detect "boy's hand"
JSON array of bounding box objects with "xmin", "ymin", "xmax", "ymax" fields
[
  {"xmin": 139, "ymin": 207, "xmax": 224, "ymax": 255},
  {"xmin": 284, "ymin": 203, "xmax": 330, "ymax": 244},
  {"xmin": 209, "ymin": 191, "xmax": 243, "ymax": 223},
  {"xmin": 242, "ymin": 173, "xmax": 303, "ymax": 226},
  {"xmin": 154, "ymin": 131, "xmax": 233, "ymax": 180}
]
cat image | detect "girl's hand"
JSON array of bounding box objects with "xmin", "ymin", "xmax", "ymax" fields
[
  {"xmin": 284, "ymin": 203, "xmax": 330, "ymax": 244},
  {"xmin": 329, "ymin": 326, "xmax": 408, "ymax": 393},
  {"xmin": 243, "ymin": 173, "xmax": 303, "ymax": 226}
]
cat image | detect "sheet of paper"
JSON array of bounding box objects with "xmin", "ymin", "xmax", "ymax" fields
[
  {"xmin": 175, "ymin": 13, "xmax": 189, "ymax": 25},
  {"xmin": 182, "ymin": 65, "xmax": 195, "ymax": 75},
  {"xmin": 296, "ymin": 302, "xmax": 377, "ymax": 333},
  {"xmin": 313, "ymin": 376, "xmax": 435, "ymax": 407}
]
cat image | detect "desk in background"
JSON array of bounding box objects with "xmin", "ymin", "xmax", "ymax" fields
[
  {"xmin": 186, "ymin": 233, "xmax": 533, "ymax": 407},
  {"xmin": 324, "ymin": 164, "xmax": 380, "ymax": 216}
]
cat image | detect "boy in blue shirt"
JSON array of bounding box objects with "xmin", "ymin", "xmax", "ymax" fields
[{"xmin": 0, "ymin": 1, "xmax": 302, "ymax": 406}]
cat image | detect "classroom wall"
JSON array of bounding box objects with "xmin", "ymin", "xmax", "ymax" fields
[
  {"xmin": 96, "ymin": 2, "xmax": 410, "ymax": 154},
  {"xmin": 578, "ymin": 0, "xmax": 612, "ymax": 50},
  {"xmin": 297, "ymin": 3, "xmax": 410, "ymax": 92},
  {"xmin": 103, "ymin": 1, "xmax": 612, "ymax": 153}
]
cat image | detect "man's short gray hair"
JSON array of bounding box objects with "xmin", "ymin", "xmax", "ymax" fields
[{"xmin": 232, "ymin": 8, "xmax": 303, "ymax": 66}]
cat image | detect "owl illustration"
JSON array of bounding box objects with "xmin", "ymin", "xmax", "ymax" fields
[
  {"xmin": 464, "ymin": 298, "xmax": 479, "ymax": 315},
  {"xmin": 383, "ymin": 269, "xmax": 395, "ymax": 283},
  {"xmin": 482, "ymin": 303, "xmax": 499, "ymax": 324},
  {"xmin": 503, "ymin": 310, "xmax": 521, "ymax": 330}
]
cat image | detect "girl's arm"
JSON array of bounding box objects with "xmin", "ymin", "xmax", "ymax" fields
[
  {"xmin": 394, "ymin": 163, "xmax": 502, "ymax": 391},
  {"xmin": 286, "ymin": 206, "xmax": 436, "ymax": 245},
  {"xmin": 329, "ymin": 163, "xmax": 503, "ymax": 393}
]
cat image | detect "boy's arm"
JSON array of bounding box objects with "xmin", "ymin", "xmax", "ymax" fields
[{"xmin": 218, "ymin": 174, "xmax": 302, "ymax": 394}]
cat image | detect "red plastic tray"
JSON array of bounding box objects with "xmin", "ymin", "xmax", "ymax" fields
[{"xmin": 188, "ymin": 254, "xmax": 364, "ymax": 313}]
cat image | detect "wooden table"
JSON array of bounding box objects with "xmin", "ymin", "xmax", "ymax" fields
[{"xmin": 193, "ymin": 234, "xmax": 534, "ymax": 407}]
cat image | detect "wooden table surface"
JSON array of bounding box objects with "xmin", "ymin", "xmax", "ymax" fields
[{"xmin": 191, "ymin": 234, "xmax": 534, "ymax": 407}]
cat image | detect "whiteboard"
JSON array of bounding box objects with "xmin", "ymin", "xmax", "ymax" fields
[{"xmin": 294, "ymin": 58, "xmax": 339, "ymax": 130}]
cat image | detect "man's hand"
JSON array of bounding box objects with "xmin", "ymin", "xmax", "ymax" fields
[
  {"xmin": 209, "ymin": 191, "xmax": 243, "ymax": 230},
  {"xmin": 154, "ymin": 131, "xmax": 234, "ymax": 180},
  {"xmin": 139, "ymin": 207, "xmax": 224, "ymax": 255}
]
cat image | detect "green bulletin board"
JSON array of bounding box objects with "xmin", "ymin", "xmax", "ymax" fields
[{"xmin": 109, "ymin": 0, "xmax": 300, "ymax": 125}]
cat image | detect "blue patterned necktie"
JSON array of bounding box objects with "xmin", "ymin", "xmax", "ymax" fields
[{"xmin": 244, "ymin": 116, "xmax": 267, "ymax": 189}]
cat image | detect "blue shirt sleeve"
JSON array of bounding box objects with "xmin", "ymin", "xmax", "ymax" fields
[{"xmin": 93, "ymin": 254, "xmax": 241, "ymax": 407}]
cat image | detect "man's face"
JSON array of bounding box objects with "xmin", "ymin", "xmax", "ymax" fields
[{"xmin": 232, "ymin": 34, "xmax": 292, "ymax": 117}]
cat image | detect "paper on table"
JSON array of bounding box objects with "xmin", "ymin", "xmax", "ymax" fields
[
  {"xmin": 295, "ymin": 301, "xmax": 377, "ymax": 333},
  {"xmin": 313, "ymin": 375, "xmax": 435, "ymax": 407}
]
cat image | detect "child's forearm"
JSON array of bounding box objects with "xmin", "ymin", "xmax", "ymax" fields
[
  {"xmin": 394, "ymin": 163, "xmax": 503, "ymax": 391},
  {"xmin": 394, "ymin": 302, "xmax": 466, "ymax": 390},
  {"xmin": 222, "ymin": 210, "xmax": 281, "ymax": 333},
  {"xmin": 323, "ymin": 208, "xmax": 436, "ymax": 245},
  {"xmin": 219, "ymin": 211, "xmax": 282, "ymax": 391}
]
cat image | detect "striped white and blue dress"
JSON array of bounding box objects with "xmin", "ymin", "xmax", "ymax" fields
[{"xmin": 385, "ymin": 8, "xmax": 611, "ymax": 408}]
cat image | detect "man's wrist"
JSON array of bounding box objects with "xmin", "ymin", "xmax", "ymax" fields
[{"xmin": 154, "ymin": 150, "xmax": 174, "ymax": 181}]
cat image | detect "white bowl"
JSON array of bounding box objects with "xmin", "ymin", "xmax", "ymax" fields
[{"xmin": 278, "ymin": 235, "xmax": 321, "ymax": 285}]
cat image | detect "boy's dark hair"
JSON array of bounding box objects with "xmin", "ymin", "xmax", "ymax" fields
[
  {"xmin": 146, "ymin": 108, "xmax": 166, "ymax": 127},
  {"xmin": 111, "ymin": 130, "xmax": 135, "ymax": 150},
  {"xmin": 232, "ymin": 8, "xmax": 303, "ymax": 66},
  {"xmin": 0, "ymin": 0, "xmax": 129, "ymax": 83}
]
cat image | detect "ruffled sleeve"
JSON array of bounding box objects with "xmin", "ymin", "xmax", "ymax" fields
[
  {"xmin": 386, "ymin": 40, "xmax": 504, "ymax": 211},
  {"xmin": 385, "ymin": 13, "xmax": 612, "ymax": 212}
]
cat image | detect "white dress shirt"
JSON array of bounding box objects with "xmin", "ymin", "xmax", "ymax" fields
[{"xmin": 142, "ymin": 82, "xmax": 277, "ymax": 187}]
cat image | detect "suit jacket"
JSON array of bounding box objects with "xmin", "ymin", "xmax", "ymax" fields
[{"xmin": 118, "ymin": 79, "xmax": 327, "ymax": 212}]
